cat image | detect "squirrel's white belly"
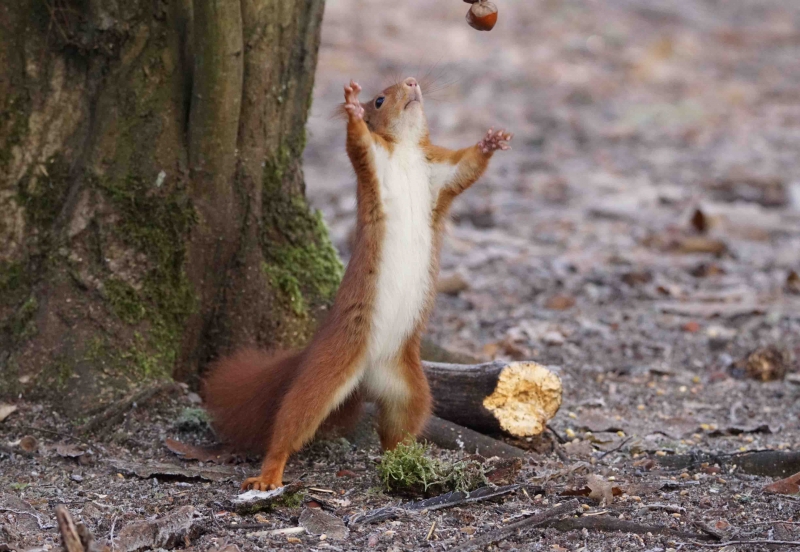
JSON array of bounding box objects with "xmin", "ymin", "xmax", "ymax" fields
[{"xmin": 365, "ymin": 143, "xmax": 434, "ymax": 385}]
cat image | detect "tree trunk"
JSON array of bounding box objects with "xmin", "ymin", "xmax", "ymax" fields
[{"xmin": 0, "ymin": 0, "xmax": 337, "ymax": 413}]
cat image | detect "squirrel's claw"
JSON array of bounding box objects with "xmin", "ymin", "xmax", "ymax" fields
[
  {"xmin": 241, "ymin": 476, "xmax": 282, "ymax": 491},
  {"xmin": 478, "ymin": 127, "xmax": 513, "ymax": 154}
]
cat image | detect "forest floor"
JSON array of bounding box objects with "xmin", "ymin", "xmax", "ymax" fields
[{"xmin": 3, "ymin": 0, "xmax": 800, "ymax": 550}]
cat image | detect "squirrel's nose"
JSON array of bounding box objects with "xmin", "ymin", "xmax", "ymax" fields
[{"xmin": 404, "ymin": 77, "xmax": 418, "ymax": 88}]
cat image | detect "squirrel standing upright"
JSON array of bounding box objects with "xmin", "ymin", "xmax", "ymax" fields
[{"xmin": 203, "ymin": 77, "xmax": 512, "ymax": 490}]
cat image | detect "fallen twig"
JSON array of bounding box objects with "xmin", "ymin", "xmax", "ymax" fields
[
  {"xmin": 0, "ymin": 507, "xmax": 54, "ymax": 530},
  {"xmin": 247, "ymin": 526, "xmax": 306, "ymax": 537},
  {"xmin": 18, "ymin": 424, "xmax": 88, "ymax": 444},
  {"xmin": 658, "ymin": 450, "xmax": 800, "ymax": 478},
  {"xmin": 598, "ymin": 436, "xmax": 633, "ymax": 460},
  {"xmin": 541, "ymin": 516, "xmax": 715, "ymax": 541},
  {"xmin": 79, "ymin": 382, "xmax": 178, "ymax": 435},
  {"xmin": 681, "ymin": 540, "xmax": 800, "ymax": 548},
  {"xmin": 347, "ymin": 484, "xmax": 520, "ymax": 527},
  {"xmin": 645, "ymin": 503, "xmax": 686, "ymax": 514},
  {"xmin": 408, "ymin": 484, "xmax": 521, "ymax": 513},
  {"xmin": 450, "ymin": 499, "xmax": 581, "ymax": 552}
]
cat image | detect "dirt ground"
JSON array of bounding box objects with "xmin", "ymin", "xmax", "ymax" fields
[{"xmin": 3, "ymin": 0, "xmax": 800, "ymax": 550}]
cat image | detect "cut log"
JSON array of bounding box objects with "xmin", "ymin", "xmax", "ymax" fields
[
  {"xmin": 423, "ymin": 360, "xmax": 562, "ymax": 437},
  {"xmin": 422, "ymin": 416, "xmax": 526, "ymax": 459}
]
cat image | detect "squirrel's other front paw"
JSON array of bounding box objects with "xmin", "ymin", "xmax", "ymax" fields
[
  {"xmin": 478, "ymin": 128, "xmax": 513, "ymax": 154},
  {"xmin": 343, "ymin": 80, "xmax": 365, "ymax": 120}
]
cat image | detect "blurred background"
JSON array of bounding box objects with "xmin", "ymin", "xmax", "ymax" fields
[{"xmin": 305, "ymin": 0, "xmax": 800, "ymax": 445}]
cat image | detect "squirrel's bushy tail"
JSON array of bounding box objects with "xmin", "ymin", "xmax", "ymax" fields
[
  {"xmin": 202, "ymin": 348, "xmax": 365, "ymax": 454},
  {"xmin": 202, "ymin": 349, "xmax": 300, "ymax": 454}
]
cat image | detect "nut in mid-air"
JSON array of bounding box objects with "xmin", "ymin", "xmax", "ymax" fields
[{"xmin": 464, "ymin": 0, "xmax": 499, "ymax": 31}]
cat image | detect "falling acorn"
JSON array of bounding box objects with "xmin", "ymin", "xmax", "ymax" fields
[{"xmin": 464, "ymin": 0, "xmax": 499, "ymax": 31}]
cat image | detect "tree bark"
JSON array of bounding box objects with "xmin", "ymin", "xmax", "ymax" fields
[{"xmin": 0, "ymin": 0, "xmax": 336, "ymax": 412}]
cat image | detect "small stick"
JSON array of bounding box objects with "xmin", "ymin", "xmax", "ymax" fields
[
  {"xmin": 681, "ymin": 540, "xmax": 800, "ymax": 548},
  {"xmin": 55, "ymin": 505, "xmax": 85, "ymax": 552},
  {"xmin": 598, "ymin": 436, "xmax": 633, "ymax": 460},
  {"xmin": 546, "ymin": 424, "xmax": 567, "ymax": 444},
  {"xmin": 450, "ymin": 499, "xmax": 580, "ymax": 552},
  {"xmin": 16, "ymin": 425, "xmax": 90, "ymax": 445},
  {"xmin": 747, "ymin": 521, "xmax": 800, "ymax": 526},
  {"xmin": 426, "ymin": 520, "xmax": 437, "ymax": 541},
  {"xmin": 541, "ymin": 516, "xmax": 714, "ymax": 541},
  {"xmin": 108, "ymin": 515, "xmax": 117, "ymax": 551},
  {"xmin": 0, "ymin": 507, "xmax": 54, "ymax": 529},
  {"xmin": 79, "ymin": 382, "xmax": 177, "ymax": 434},
  {"xmin": 645, "ymin": 503, "xmax": 686, "ymax": 514},
  {"xmin": 247, "ymin": 526, "xmax": 306, "ymax": 537}
]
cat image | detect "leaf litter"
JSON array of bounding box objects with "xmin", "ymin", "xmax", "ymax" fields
[{"xmin": 4, "ymin": 0, "xmax": 800, "ymax": 550}]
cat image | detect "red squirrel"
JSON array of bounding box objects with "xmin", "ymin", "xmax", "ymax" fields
[{"xmin": 203, "ymin": 77, "xmax": 512, "ymax": 491}]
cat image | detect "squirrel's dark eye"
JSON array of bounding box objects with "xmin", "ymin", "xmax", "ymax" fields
[{"xmin": 375, "ymin": 96, "xmax": 385, "ymax": 109}]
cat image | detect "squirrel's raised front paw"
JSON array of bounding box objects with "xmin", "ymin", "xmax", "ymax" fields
[
  {"xmin": 343, "ymin": 80, "xmax": 365, "ymax": 120},
  {"xmin": 478, "ymin": 128, "xmax": 513, "ymax": 154},
  {"xmin": 241, "ymin": 475, "xmax": 282, "ymax": 491}
]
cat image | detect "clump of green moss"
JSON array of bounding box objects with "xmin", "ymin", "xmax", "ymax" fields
[
  {"xmin": 0, "ymin": 261, "xmax": 25, "ymax": 293},
  {"xmin": 175, "ymin": 407, "xmax": 211, "ymax": 432},
  {"xmin": 0, "ymin": 92, "xmax": 30, "ymax": 173},
  {"xmin": 377, "ymin": 439, "xmax": 487, "ymax": 496},
  {"xmin": 7, "ymin": 296, "xmax": 38, "ymax": 342},
  {"xmin": 262, "ymin": 209, "xmax": 343, "ymax": 310},
  {"xmin": 278, "ymin": 491, "xmax": 303, "ymax": 509},
  {"xmin": 104, "ymin": 279, "xmax": 147, "ymax": 324}
]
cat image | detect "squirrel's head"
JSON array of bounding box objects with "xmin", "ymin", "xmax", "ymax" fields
[{"xmin": 360, "ymin": 77, "xmax": 427, "ymax": 143}]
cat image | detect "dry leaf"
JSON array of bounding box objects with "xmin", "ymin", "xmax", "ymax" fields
[
  {"xmin": 621, "ymin": 270, "xmax": 653, "ymax": 286},
  {"xmin": 682, "ymin": 321, "xmax": 701, "ymax": 333},
  {"xmin": 690, "ymin": 208, "xmax": 708, "ymax": 233},
  {"xmin": 764, "ymin": 472, "xmax": 800, "ymax": 495},
  {"xmin": 110, "ymin": 460, "xmax": 238, "ymax": 482},
  {"xmin": 563, "ymin": 439, "xmax": 595, "ymax": 458},
  {"xmin": 437, "ymin": 272, "xmax": 469, "ymax": 295},
  {"xmin": 116, "ymin": 505, "xmax": 202, "ymax": 551},
  {"xmin": 164, "ymin": 438, "xmax": 236, "ymax": 464},
  {"xmin": 0, "ymin": 404, "xmax": 17, "ymax": 423},
  {"xmin": 299, "ymin": 507, "xmax": 349, "ymax": 540},
  {"xmin": 19, "ymin": 435, "xmax": 38, "ymax": 453},
  {"xmin": 544, "ymin": 294, "xmax": 576, "ymax": 310},
  {"xmin": 587, "ymin": 474, "xmax": 614, "ymax": 506},
  {"xmin": 56, "ymin": 443, "xmax": 85, "ymax": 458},
  {"xmin": 675, "ymin": 236, "xmax": 727, "ymax": 256},
  {"xmin": 484, "ymin": 457, "xmax": 523, "ymax": 485},
  {"xmin": 787, "ymin": 270, "xmax": 800, "ymax": 294}
]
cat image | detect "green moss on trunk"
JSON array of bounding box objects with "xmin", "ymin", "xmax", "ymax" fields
[{"xmin": 261, "ymin": 134, "xmax": 343, "ymax": 344}]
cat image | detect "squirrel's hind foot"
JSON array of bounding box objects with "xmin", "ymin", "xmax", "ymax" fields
[{"xmin": 240, "ymin": 475, "xmax": 282, "ymax": 491}]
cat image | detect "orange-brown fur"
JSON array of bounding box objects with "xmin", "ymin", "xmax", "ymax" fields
[{"xmin": 203, "ymin": 77, "xmax": 510, "ymax": 490}]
